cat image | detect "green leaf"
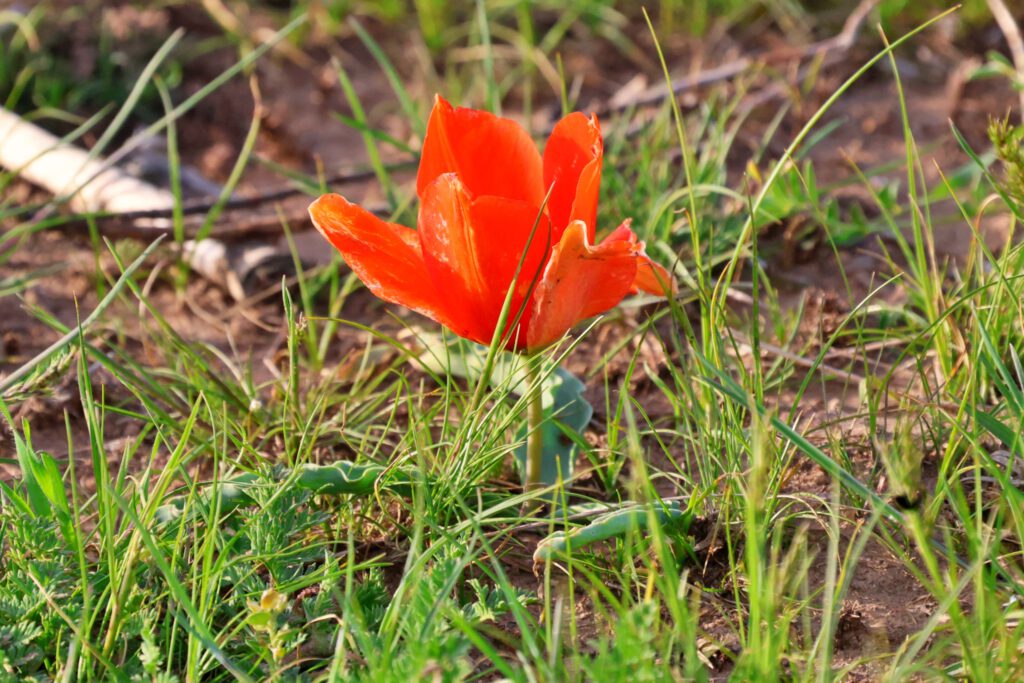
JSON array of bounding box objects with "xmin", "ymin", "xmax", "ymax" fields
[
  {"xmin": 975, "ymin": 408, "xmax": 1020, "ymax": 454},
  {"xmin": 247, "ymin": 610, "xmax": 274, "ymax": 631},
  {"xmin": 153, "ymin": 461, "xmax": 414, "ymax": 527},
  {"xmin": 414, "ymin": 335, "xmax": 594, "ymax": 495},
  {"xmin": 534, "ymin": 501, "xmax": 689, "ymax": 562}
]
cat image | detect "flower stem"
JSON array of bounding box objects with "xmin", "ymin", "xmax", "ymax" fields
[{"xmin": 524, "ymin": 359, "xmax": 545, "ymax": 494}]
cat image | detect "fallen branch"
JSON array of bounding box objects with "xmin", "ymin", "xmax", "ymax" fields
[
  {"xmin": 0, "ymin": 108, "xmax": 177, "ymax": 221},
  {"xmin": 42, "ymin": 163, "xmax": 399, "ymax": 241},
  {"xmin": 0, "ymin": 108, "xmax": 298, "ymax": 300},
  {"xmin": 184, "ymin": 238, "xmax": 298, "ymax": 302}
]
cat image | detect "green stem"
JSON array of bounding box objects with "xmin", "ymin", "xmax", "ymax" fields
[{"xmin": 524, "ymin": 358, "xmax": 545, "ymax": 493}]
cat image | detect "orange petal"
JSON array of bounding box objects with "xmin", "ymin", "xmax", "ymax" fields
[
  {"xmin": 543, "ymin": 113, "xmax": 602, "ymax": 240},
  {"xmin": 418, "ymin": 174, "xmax": 553, "ymax": 347},
  {"xmin": 527, "ymin": 220, "xmax": 638, "ymax": 350},
  {"xmin": 633, "ymin": 257, "xmax": 676, "ymax": 296},
  {"xmin": 601, "ymin": 220, "xmax": 637, "ymax": 245},
  {"xmin": 416, "ymin": 96, "xmax": 544, "ymax": 206},
  {"xmin": 471, "ymin": 195, "xmax": 554, "ymax": 348},
  {"xmin": 601, "ymin": 220, "xmax": 677, "ymax": 296},
  {"xmin": 308, "ymin": 194, "xmax": 461, "ymax": 334}
]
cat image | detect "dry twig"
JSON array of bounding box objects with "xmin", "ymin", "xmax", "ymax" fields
[{"xmin": 0, "ymin": 108, "xmax": 297, "ymax": 300}]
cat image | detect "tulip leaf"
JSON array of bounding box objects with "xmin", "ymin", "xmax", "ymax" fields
[
  {"xmin": 533, "ymin": 501, "xmax": 690, "ymax": 563},
  {"xmin": 153, "ymin": 461, "xmax": 413, "ymax": 528},
  {"xmin": 414, "ymin": 335, "xmax": 517, "ymax": 388},
  {"xmin": 512, "ymin": 366, "xmax": 592, "ymax": 496},
  {"xmin": 414, "ymin": 335, "xmax": 594, "ymax": 497}
]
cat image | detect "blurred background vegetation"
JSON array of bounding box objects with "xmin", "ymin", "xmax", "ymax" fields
[{"xmin": 0, "ymin": 0, "xmax": 1008, "ymax": 124}]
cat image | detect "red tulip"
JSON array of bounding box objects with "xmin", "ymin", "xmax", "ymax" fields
[{"xmin": 309, "ymin": 95, "xmax": 674, "ymax": 353}]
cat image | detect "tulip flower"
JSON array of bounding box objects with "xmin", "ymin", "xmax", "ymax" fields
[{"xmin": 310, "ymin": 95, "xmax": 674, "ymax": 493}]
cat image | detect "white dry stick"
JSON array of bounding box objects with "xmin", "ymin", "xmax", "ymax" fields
[
  {"xmin": 0, "ymin": 107, "xmax": 177, "ymax": 220},
  {"xmin": 0, "ymin": 107, "xmax": 293, "ymax": 300},
  {"xmin": 987, "ymin": 0, "xmax": 1024, "ymax": 122}
]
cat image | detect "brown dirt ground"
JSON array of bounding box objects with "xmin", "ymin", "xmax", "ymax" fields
[{"xmin": 1, "ymin": 4, "xmax": 1019, "ymax": 678}]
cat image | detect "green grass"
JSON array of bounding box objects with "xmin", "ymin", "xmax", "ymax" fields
[{"xmin": 3, "ymin": 0, "xmax": 1024, "ymax": 681}]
